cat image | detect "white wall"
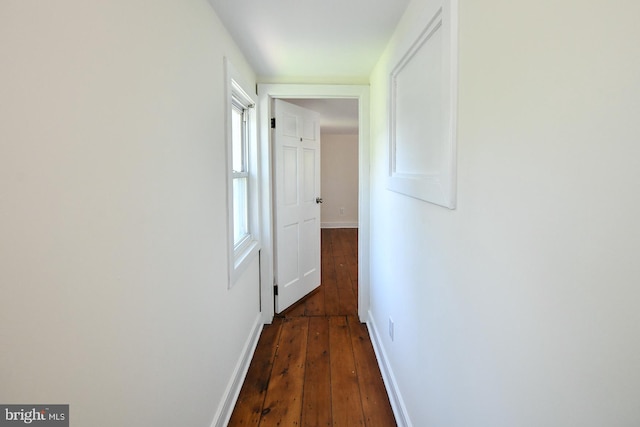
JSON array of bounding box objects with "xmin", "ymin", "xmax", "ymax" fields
[
  {"xmin": 321, "ymin": 133, "xmax": 359, "ymax": 227},
  {"xmin": 0, "ymin": 1, "xmax": 260, "ymax": 426},
  {"xmin": 369, "ymin": 0, "xmax": 640, "ymax": 426}
]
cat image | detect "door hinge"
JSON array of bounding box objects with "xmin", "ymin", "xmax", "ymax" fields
[
  {"xmin": 273, "ymin": 284, "xmax": 278, "ymax": 296},
  {"xmin": 271, "ymin": 118, "xmax": 276, "ymax": 129}
]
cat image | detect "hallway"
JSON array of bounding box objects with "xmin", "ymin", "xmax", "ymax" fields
[{"xmin": 229, "ymin": 229, "xmax": 396, "ymax": 426}]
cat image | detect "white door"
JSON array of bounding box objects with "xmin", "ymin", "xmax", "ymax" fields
[{"xmin": 273, "ymin": 99, "xmax": 322, "ymax": 313}]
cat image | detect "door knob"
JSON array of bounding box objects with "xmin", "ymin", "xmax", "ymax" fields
[{"xmin": 316, "ymin": 197, "xmax": 323, "ymax": 204}]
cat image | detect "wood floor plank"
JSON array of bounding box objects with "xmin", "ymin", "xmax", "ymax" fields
[
  {"xmin": 322, "ymin": 247, "xmax": 337, "ymax": 282},
  {"xmin": 228, "ymin": 319, "xmax": 283, "ymax": 426},
  {"xmin": 334, "ymin": 255, "xmax": 350, "ymax": 287},
  {"xmin": 334, "ymin": 255, "xmax": 357, "ymax": 315},
  {"xmin": 301, "ymin": 316, "xmax": 332, "ymax": 426},
  {"xmin": 284, "ymin": 298, "xmax": 307, "ymax": 318},
  {"xmin": 331, "ymin": 230, "xmax": 348, "ymax": 257},
  {"xmin": 340, "ymin": 230, "xmax": 358, "ymax": 299},
  {"xmin": 304, "ymin": 286, "xmax": 325, "ymax": 316},
  {"xmin": 259, "ymin": 317, "xmax": 309, "ymax": 426},
  {"xmin": 347, "ymin": 316, "xmax": 397, "ymax": 427},
  {"xmin": 346, "ymin": 252, "xmax": 359, "ymax": 290},
  {"xmin": 337, "ymin": 281, "xmax": 357, "ymax": 316},
  {"xmin": 324, "ymin": 279, "xmax": 340, "ymax": 316},
  {"xmin": 329, "ymin": 316, "xmax": 365, "ymax": 426},
  {"xmin": 343, "ymin": 229, "xmax": 356, "ymax": 255},
  {"xmin": 321, "ymin": 229, "xmax": 333, "ymax": 257},
  {"xmin": 346, "ymin": 229, "xmax": 358, "ymax": 257}
]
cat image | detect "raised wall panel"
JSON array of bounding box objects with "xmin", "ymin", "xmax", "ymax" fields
[
  {"xmin": 395, "ymin": 22, "xmax": 443, "ymax": 176},
  {"xmin": 388, "ymin": 2, "xmax": 457, "ymax": 209}
]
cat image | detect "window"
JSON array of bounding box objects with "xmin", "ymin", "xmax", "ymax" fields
[
  {"xmin": 226, "ymin": 58, "xmax": 259, "ymax": 286},
  {"xmin": 231, "ymin": 96, "xmax": 250, "ymax": 247}
]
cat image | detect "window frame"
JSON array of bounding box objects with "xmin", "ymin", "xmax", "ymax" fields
[
  {"xmin": 231, "ymin": 97, "xmax": 250, "ymax": 249},
  {"xmin": 225, "ymin": 58, "xmax": 260, "ymax": 287}
]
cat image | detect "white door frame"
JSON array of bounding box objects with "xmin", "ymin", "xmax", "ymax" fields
[{"xmin": 257, "ymin": 84, "xmax": 371, "ymax": 324}]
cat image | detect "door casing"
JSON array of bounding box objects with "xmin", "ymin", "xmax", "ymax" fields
[{"xmin": 257, "ymin": 84, "xmax": 371, "ymax": 324}]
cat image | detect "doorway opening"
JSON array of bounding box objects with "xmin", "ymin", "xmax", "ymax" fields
[
  {"xmin": 257, "ymin": 84, "xmax": 371, "ymax": 324},
  {"xmin": 272, "ymin": 98, "xmax": 359, "ymax": 313},
  {"xmin": 286, "ymin": 98, "xmax": 359, "ymax": 230}
]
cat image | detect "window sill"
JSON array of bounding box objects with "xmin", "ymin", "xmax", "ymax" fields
[{"xmin": 230, "ymin": 237, "xmax": 260, "ymax": 287}]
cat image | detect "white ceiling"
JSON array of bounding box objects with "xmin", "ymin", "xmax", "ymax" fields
[
  {"xmin": 286, "ymin": 98, "xmax": 359, "ymax": 135},
  {"xmin": 208, "ymin": 0, "xmax": 410, "ymax": 82},
  {"xmin": 208, "ymin": 0, "xmax": 410, "ymax": 135}
]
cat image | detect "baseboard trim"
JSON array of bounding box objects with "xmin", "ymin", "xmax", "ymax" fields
[
  {"xmin": 211, "ymin": 313, "xmax": 263, "ymax": 427},
  {"xmin": 321, "ymin": 222, "xmax": 359, "ymax": 229},
  {"xmin": 367, "ymin": 311, "xmax": 412, "ymax": 427}
]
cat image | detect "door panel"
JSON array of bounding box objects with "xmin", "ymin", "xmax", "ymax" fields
[
  {"xmin": 283, "ymin": 147, "xmax": 298, "ymax": 205},
  {"xmin": 303, "ymin": 149, "xmax": 316, "ymax": 202},
  {"xmin": 302, "ymin": 117, "xmax": 317, "ymax": 141},
  {"xmin": 301, "ymin": 217, "xmax": 317, "ymax": 277},
  {"xmin": 283, "ymin": 112, "xmax": 298, "ymax": 137},
  {"xmin": 274, "ymin": 99, "xmax": 321, "ymax": 313},
  {"xmin": 280, "ymin": 223, "xmax": 299, "ymax": 287}
]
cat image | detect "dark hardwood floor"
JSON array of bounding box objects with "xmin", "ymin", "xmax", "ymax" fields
[{"xmin": 228, "ymin": 228, "xmax": 396, "ymax": 426}]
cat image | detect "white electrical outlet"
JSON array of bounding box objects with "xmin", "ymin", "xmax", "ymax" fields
[
  {"xmin": 340, "ymin": 207, "xmax": 345, "ymax": 215},
  {"xmin": 389, "ymin": 317, "xmax": 394, "ymax": 341}
]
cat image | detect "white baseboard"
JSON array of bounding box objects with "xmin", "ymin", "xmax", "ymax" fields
[
  {"xmin": 211, "ymin": 313, "xmax": 263, "ymax": 427},
  {"xmin": 367, "ymin": 311, "xmax": 412, "ymax": 427},
  {"xmin": 321, "ymin": 222, "xmax": 359, "ymax": 229}
]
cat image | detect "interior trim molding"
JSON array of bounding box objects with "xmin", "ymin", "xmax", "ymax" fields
[
  {"xmin": 257, "ymin": 84, "xmax": 371, "ymax": 324},
  {"xmin": 211, "ymin": 313, "xmax": 263, "ymax": 427},
  {"xmin": 387, "ymin": 0, "xmax": 458, "ymax": 209},
  {"xmin": 367, "ymin": 311, "xmax": 412, "ymax": 427},
  {"xmin": 321, "ymin": 222, "xmax": 359, "ymax": 229}
]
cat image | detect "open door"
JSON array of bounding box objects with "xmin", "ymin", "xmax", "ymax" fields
[{"xmin": 273, "ymin": 99, "xmax": 322, "ymax": 313}]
